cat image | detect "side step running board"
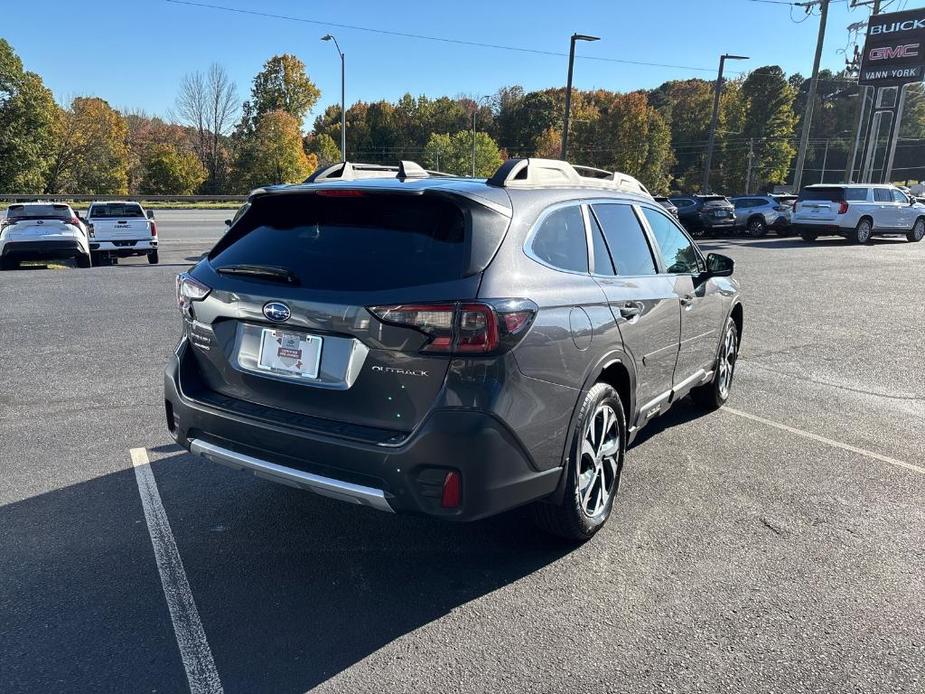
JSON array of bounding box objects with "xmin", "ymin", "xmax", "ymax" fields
[{"xmin": 188, "ymin": 438, "xmax": 394, "ymax": 513}]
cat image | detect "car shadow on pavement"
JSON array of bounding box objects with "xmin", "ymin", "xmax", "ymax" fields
[
  {"xmin": 148, "ymin": 450, "xmax": 576, "ymax": 692},
  {"xmin": 629, "ymin": 397, "xmax": 711, "ymax": 449}
]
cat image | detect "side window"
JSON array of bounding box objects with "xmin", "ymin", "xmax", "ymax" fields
[
  {"xmin": 642, "ymin": 207, "xmax": 704, "ymax": 275},
  {"xmin": 529, "ymin": 205, "xmax": 588, "ymax": 273},
  {"xmin": 892, "ymin": 189, "xmax": 908, "ymax": 204},
  {"xmin": 592, "ymin": 204, "xmax": 657, "ymax": 276},
  {"xmin": 588, "ymin": 211, "xmax": 616, "ymax": 275},
  {"xmin": 874, "ymin": 188, "xmax": 892, "ymax": 202},
  {"xmin": 845, "ymin": 188, "xmax": 869, "ymax": 201},
  {"xmin": 672, "ymin": 198, "xmax": 694, "ymax": 209}
]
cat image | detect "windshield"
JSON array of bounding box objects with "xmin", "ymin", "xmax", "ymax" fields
[
  {"xmin": 89, "ymin": 203, "xmax": 145, "ymax": 218},
  {"xmin": 6, "ymin": 204, "xmax": 72, "ymax": 221}
]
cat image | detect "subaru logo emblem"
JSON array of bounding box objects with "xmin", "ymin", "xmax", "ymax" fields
[{"xmin": 263, "ymin": 302, "xmax": 291, "ymax": 322}]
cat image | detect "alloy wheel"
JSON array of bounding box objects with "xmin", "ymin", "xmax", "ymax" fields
[
  {"xmin": 913, "ymin": 220, "xmax": 924, "ymax": 241},
  {"xmin": 717, "ymin": 326, "xmax": 738, "ymax": 399},
  {"xmin": 577, "ymin": 403, "xmax": 620, "ymax": 518},
  {"xmin": 857, "ymin": 221, "xmax": 872, "ymax": 243}
]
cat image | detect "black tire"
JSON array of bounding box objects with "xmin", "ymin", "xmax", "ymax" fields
[
  {"xmin": 90, "ymin": 252, "xmax": 102, "ymax": 267},
  {"xmin": 746, "ymin": 216, "xmax": 767, "ymax": 237},
  {"xmin": 147, "ymin": 250, "xmax": 159, "ymax": 264},
  {"xmin": 76, "ymin": 254, "xmax": 91, "ymax": 268},
  {"xmin": 691, "ymin": 319, "xmax": 739, "ymax": 411},
  {"xmin": 799, "ymin": 230, "xmax": 818, "ymax": 242},
  {"xmin": 531, "ymin": 383, "xmax": 625, "ymax": 542},
  {"xmin": 0, "ymin": 256, "xmax": 18, "ymax": 270},
  {"xmin": 907, "ymin": 218, "xmax": 924, "ymax": 243},
  {"xmin": 849, "ymin": 217, "xmax": 873, "ymax": 244}
]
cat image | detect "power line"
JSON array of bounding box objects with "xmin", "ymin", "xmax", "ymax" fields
[{"xmin": 164, "ymin": 0, "xmax": 722, "ymax": 74}]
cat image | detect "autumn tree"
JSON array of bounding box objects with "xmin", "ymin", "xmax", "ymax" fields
[
  {"xmin": 736, "ymin": 66, "xmax": 798, "ymax": 192},
  {"xmin": 304, "ymin": 132, "xmax": 341, "ymax": 167},
  {"xmin": 45, "ymin": 97, "xmax": 129, "ymax": 194},
  {"xmin": 240, "ymin": 54, "xmax": 320, "ymax": 133},
  {"xmin": 235, "ymin": 110, "xmax": 315, "ymax": 189},
  {"xmin": 140, "ymin": 144, "xmax": 207, "ymax": 194},
  {"xmin": 0, "ymin": 39, "xmax": 58, "ymax": 193}
]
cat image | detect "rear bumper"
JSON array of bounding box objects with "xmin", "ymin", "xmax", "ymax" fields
[
  {"xmin": 1, "ymin": 239, "xmax": 86, "ymax": 259},
  {"xmin": 793, "ymin": 223, "xmax": 846, "ymax": 236},
  {"xmin": 90, "ymin": 239, "xmax": 157, "ymax": 254},
  {"xmin": 163, "ymin": 342, "xmax": 560, "ymax": 521},
  {"xmin": 699, "ymin": 215, "xmax": 736, "ymax": 228}
]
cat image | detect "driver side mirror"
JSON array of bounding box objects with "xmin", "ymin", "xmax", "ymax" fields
[
  {"xmin": 147, "ymin": 209, "xmax": 155, "ymax": 219},
  {"xmin": 706, "ymin": 252, "xmax": 734, "ymax": 277},
  {"xmin": 224, "ymin": 219, "xmax": 232, "ymax": 227}
]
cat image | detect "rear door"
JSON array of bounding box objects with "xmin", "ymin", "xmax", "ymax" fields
[
  {"xmin": 640, "ymin": 205, "xmax": 723, "ymax": 388},
  {"xmin": 184, "ymin": 189, "xmax": 509, "ymax": 434},
  {"xmin": 588, "ymin": 202, "xmax": 680, "ymax": 421}
]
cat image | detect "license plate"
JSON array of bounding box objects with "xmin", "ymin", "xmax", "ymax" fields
[
  {"xmin": 257, "ymin": 328, "xmax": 322, "ymax": 379},
  {"xmin": 713, "ymin": 210, "xmax": 729, "ymax": 217}
]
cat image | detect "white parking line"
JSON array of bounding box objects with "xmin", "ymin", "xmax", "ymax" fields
[
  {"xmin": 130, "ymin": 448, "xmax": 224, "ymax": 694},
  {"xmin": 724, "ymin": 408, "xmax": 924, "ymax": 475}
]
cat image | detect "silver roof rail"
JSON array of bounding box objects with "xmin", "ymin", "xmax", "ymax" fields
[
  {"xmin": 304, "ymin": 160, "xmax": 455, "ymax": 183},
  {"xmin": 487, "ymin": 158, "xmax": 652, "ymax": 197}
]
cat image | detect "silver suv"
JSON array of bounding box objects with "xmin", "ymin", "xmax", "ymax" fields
[
  {"xmin": 165, "ymin": 159, "xmax": 743, "ymax": 541},
  {"xmin": 793, "ymin": 184, "xmax": 925, "ymax": 244},
  {"xmin": 730, "ymin": 195, "xmax": 792, "ymax": 237}
]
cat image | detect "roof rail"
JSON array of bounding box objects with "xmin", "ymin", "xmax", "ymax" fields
[
  {"xmin": 304, "ymin": 160, "xmax": 455, "ymax": 183},
  {"xmin": 486, "ymin": 158, "xmax": 651, "ymax": 197}
]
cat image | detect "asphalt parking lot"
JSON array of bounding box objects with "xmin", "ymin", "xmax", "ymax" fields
[{"xmin": 1, "ymin": 209, "xmax": 923, "ymax": 693}]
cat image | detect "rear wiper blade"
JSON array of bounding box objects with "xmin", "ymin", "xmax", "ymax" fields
[{"xmin": 215, "ymin": 264, "xmax": 299, "ymax": 284}]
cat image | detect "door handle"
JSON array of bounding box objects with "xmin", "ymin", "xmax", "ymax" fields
[
  {"xmin": 619, "ymin": 301, "xmax": 643, "ymax": 319},
  {"xmin": 680, "ymin": 294, "xmax": 694, "ymax": 307}
]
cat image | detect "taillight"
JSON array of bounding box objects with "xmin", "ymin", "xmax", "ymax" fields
[
  {"xmin": 369, "ymin": 300, "xmax": 537, "ymax": 355},
  {"xmin": 150, "ymin": 221, "xmax": 158, "ymax": 237},
  {"xmin": 441, "ymin": 471, "xmax": 461, "ymax": 509},
  {"xmin": 838, "ymin": 201, "xmax": 849, "ymax": 214},
  {"xmin": 176, "ymin": 273, "xmax": 210, "ymax": 318}
]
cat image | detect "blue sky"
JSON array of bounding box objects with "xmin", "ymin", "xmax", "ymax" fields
[{"xmin": 5, "ymin": 0, "xmax": 884, "ymax": 127}]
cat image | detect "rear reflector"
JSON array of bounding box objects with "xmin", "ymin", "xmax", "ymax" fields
[{"xmin": 441, "ymin": 471, "xmax": 461, "ymax": 508}]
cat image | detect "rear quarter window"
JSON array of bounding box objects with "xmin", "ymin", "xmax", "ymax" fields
[{"xmin": 529, "ymin": 205, "xmax": 588, "ymax": 274}]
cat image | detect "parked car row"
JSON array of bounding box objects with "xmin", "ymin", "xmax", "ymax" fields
[
  {"xmin": 0, "ymin": 200, "xmax": 159, "ymax": 269},
  {"xmin": 666, "ymin": 194, "xmax": 795, "ymax": 238}
]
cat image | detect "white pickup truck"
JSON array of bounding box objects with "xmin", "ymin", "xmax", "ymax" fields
[{"xmin": 85, "ymin": 201, "xmax": 159, "ymax": 265}]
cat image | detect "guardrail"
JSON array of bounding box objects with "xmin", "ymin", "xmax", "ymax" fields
[{"xmin": 0, "ymin": 194, "xmax": 248, "ymax": 202}]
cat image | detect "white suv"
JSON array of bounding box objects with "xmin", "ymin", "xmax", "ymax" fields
[
  {"xmin": 793, "ymin": 184, "xmax": 925, "ymax": 244},
  {"xmin": 0, "ymin": 203, "xmax": 92, "ymax": 269}
]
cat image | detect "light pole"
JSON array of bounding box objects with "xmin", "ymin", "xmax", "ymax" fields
[
  {"xmin": 703, "ymin": 53, "xmax": 748, "ymax": 193},
  {"xmin": 561, "ymin": 33, "xmax": 600, "ymax": 161},
  {"xmin": 470, "ymin": 95, "xmax": 491, "ymax": 177},
  {"xmin": 321, "ymin": 34, "xmax": 346, "ymax": 161}
]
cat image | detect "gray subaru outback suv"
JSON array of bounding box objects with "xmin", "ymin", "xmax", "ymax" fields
[{"xmin": 164, "ymin": 158, "xmax": 742, "ymax": 541}]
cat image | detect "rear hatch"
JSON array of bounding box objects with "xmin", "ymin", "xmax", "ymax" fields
[
  {"xmin": 794, "ymin": 187, "xmax": 851, "ymax": 222},
  {"xmin": 88, "ymin": 202, "xmax": 150, "ymax": 240},
  {"xmin": 4, "ymin": 204, "xmax": 80, "ymax": 241},
  {"xmin": 182, "ymin": 187, "xmax": 510, "ymax": 437},
  {"xmin": 699, "ymin": 195, "xmax": 734, "ymax": 220}
]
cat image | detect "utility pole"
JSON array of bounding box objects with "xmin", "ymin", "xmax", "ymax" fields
[
  {"xmin": 703, "ymin": 53, "xmax": 749, "ymax": 193},
  {"xmin": 845, "ymin": 0, "xmax": 881, "ymax": 182},
  {"xmin": 745, "ymin": 138, "xmax": 755, "ymax": 194},
  {"xmin": 792, "ymin": 0, "xmax": 830, "ymax": 192},
  {"xmin": 561, "ymin": 33, "xmax": 600, "ymax": 161},
  {"xmin": 820, "ymin": 139, "xmax": 830, "ymax": 184}
]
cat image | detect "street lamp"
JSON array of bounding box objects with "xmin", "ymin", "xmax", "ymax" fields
[
  {"xmin": 321, "ymin": 34, "xmax": 346, "ymax": 161},
  {"xmin": 470, "ymin": 95, "xmax": 492, "ymax": 177},
  {"xmin": 702, "ymin": 53, "xmax": 748, "ymax": 193},
  {"xmin": 560, "ymin": 33, "xmax": 600, "ymax": 161}
]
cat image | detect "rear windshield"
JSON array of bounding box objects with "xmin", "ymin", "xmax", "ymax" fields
[
  {"xmin": 89, "ymin": 203, "xmax": 145, "ymax": 218},
  {"xmin": 209, "ymin": 192, "xmax": 507, "ymax": 291},
  {"xmin": 6, "ymin": 204, "xmax": 71, "ymax": 221},
  {"xmin": 798, "ymin": 187, "xmax": 868, "ymax": 202},
  {"xmin": 699, "ymin": 196, "xmax": 729, "ymax": 205}
]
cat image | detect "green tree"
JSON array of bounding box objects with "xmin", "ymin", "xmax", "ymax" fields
[
  {"xmin": 304, "ymin": 132, "xmax": 341, "ymax": 166},
  {"xmin": 235, "ymin": 109, "xmax": 315, "ymax": 189},
  {"xmin": 240, "ymin": 54, "xmax": 320, "ymax": 132},
  {"xmin": 0, "ymin": 39, "xmax": 58, "ymax": 193},
  {"xmin": 45, "ymin": 97, "xmax": 129, "ymax": 194},
  {"xmin": 736, "ymin": 66, "xmax": 798, "ymax": 192},
  {"xmin": 140, "ymin": 144, "xmax": 207, "ymax": 194},
  {"xmin": 422, "ymin": 130, "xmax": 502, "ymax": 176}
]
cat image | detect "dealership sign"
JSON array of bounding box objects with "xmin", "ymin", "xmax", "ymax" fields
[{"xmin": 859, "ymin": 8, "xmax": 925, "ymax": 86}]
